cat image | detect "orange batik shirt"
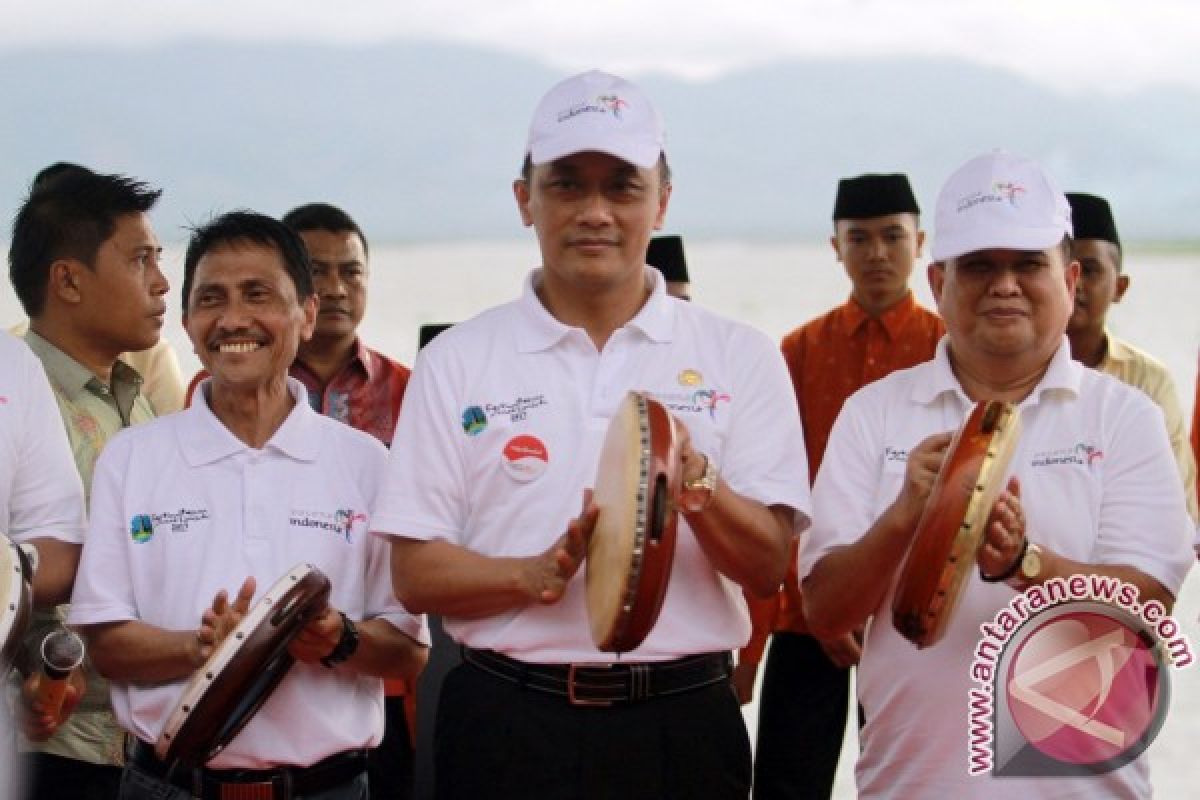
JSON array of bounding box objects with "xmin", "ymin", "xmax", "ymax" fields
[{"xmin": 740, "ymin": 292, "xmax": 944, "ymax": 666}]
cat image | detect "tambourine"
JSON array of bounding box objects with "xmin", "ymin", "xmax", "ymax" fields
[
  {"xmin": 587, "ymin": 391, "xmax": 682, "ymax": 653},
  {"xmin": 155, "ymin": 563, "xmax": 331, "ymax": 766},
  {"xmin": 892, "ymin": 401, "xmax": 1021, "ymax": 649},
  {"xmin": 1, "ymin": 534, "xmax": 34, "ymax": 671}
]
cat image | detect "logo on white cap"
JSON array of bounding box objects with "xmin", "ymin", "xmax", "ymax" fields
[
  {"xmin": 526, "ymin": 70, "xmax": 666, "ymax": 169},
  {"xmin": 933, "ymin": 150, "xmax": 1073, "ymax": 262}
]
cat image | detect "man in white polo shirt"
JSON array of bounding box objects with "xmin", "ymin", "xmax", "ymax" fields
[
  {"xmin": 376, "ymin": 70, "xmax": 811, "ymax": 799},
  {"xmin": 1, "ymin": 331, "xmax": 86, "ymax": 800},
  {"xmin": 68, "ymin": 211, "xmax": 428, "ymax": 800},
  {"xmin": 800, "ymin": 151, "xmax": 1193, "ymax": 798}
]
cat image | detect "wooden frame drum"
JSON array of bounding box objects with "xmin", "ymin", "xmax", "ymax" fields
[
  {"xmin": 0, "ymin": 534, "xmax": 34, "ymax": 671},
  {"xmin": 155, "ymin": 563, "xmax": 331, "ymax": 766},
  {"xmin": 587, "ymin": 391, "xmax": 682, "ymax": 653},
  {"xmin": 892, "ymin": 401, "xmax": 1021, "ymax": 649}
]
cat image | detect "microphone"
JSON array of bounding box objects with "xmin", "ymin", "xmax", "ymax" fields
[{"xmin": 36, "ymin": 628, "xmax": 85, "ymax": 717}]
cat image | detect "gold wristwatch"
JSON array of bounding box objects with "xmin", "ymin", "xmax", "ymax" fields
[{"xmin": 680, "ymin": 453, "xmax": 718, "ymax": 513}]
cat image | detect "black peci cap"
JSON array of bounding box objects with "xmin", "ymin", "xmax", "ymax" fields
[
  {"xmin": 1066, "ymin": 192, "xmax": 1120, "ymax": 247},
  {"xmin": 833, "ymin": 173, "xmax": 920, "ymax": 220}
]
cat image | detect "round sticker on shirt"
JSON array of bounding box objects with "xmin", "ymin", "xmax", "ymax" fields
[{"xmin": 502, "ymin": 435, "xmax": 549, "ymax": 482}]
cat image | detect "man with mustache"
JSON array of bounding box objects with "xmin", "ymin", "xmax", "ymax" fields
[
  {"xmin": 801, "ymin": 151, "xmax": 1192, "ymax": 798},
  {"xmin": 1063, "ymin": 191, "xmax": 1197, "ymax": 522},
  {"xmin": 739, "ymin": 173, "xmax": 943, "ymax": 800},
  {"xmin": 68, "ymin": 211, "xmax": 428, "ymax": 799},
  {"xmin": 7, "ymin": 166, "xmax": 168, "ymax": 800}
]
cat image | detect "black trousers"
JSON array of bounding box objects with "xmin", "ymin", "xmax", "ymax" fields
[
  {"xmin": 21, "ymin": 752, "xmax": 122, "ymax": 800},
  {"xmin": 751, "ymin": 632, "xmax": 851, "ymax": 800},
  {"xmin": 435, "ymin": 660, "xmax": 751, "ymax": 800},
  {"xmin": 367, "ymin": 695, "xmax": 414, "ymax": 799}
]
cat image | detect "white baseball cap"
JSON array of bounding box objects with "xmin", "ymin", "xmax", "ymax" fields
[
  {"xmin": 525, "ymin": 70, "xmax": 666, "ymax": 169},
  {"xmin": 932, "ymin": 150, "xmax": 1073, "ymax": 262}
]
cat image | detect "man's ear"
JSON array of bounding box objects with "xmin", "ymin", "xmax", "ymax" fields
[
  {"xmin": 1113, "ymin": 273, "xmax": 1130, "ymax": 303},
  {"xmin": 513, "ymin": 179, "xmax": 533, "ymax": 228},
  {"xmin": 47, "ymin": 259, "xmax": 84, "ymax": 305}
]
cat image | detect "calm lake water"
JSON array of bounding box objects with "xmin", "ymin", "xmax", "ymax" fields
[{"xmin": 2, "ymin": 239, "xmax": 1197, "ymax": 797}]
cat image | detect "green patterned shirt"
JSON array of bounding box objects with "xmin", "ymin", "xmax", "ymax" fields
[{"xmin": 20, "ymin": 331, "xmax": 156, "ymax": 766}]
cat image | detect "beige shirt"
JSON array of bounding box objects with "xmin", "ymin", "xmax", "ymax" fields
[
  {"xmin": 1099, "ymin": 331, "xmax": 1199, "ymax": 522},
  {"xmin": 19, "ymin": 331, "xmax": 156, "ymax": 766}
]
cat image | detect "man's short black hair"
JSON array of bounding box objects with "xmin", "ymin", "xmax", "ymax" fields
[
  {"xmin": 281, "ymin": 202, "xmax": 369, "ymax": 258},
  {"xmin": 182, "ymin": 211, "xmax": 315, "ymax": 315},
  {"xmin": 8, "ymin": 166, "xmax": 162, "ymax": 316}
]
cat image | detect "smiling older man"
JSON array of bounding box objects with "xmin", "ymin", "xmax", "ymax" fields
[{"xmin": 68, "ymin": 211, "xmax": 427, "ymax": 800}]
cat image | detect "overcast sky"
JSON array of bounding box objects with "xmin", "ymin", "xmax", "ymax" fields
[{"xmin": 6, "ymin": 0, "xmax": 1199, "ymax": 92}]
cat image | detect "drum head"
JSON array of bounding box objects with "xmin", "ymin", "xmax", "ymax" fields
[
  {"xmin": 587, "ymin": 392, "xmax": 681, "ymax": 653},
  {"xmin": 155, "ymin": 563, "xmax": 331, "ymax": 766},
  {"xmin": 892, "ymin": 401, "xmax": 1021, "ymax": 649},
  {"xmin": 1, "ymin": 535, "xmax": 33, "ymax": 671}
]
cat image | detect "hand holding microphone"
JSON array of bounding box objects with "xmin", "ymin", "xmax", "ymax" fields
[{"xmin": 20, "ymin": 627, "xmax": 86, "ymax": 741}]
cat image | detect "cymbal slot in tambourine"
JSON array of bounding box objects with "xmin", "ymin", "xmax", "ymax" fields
[{"xmin": 648, "ymin": 474, "xmax": 668, "ymax": 544}]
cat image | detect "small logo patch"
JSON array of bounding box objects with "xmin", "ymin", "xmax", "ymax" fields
[
  {"xmin": 678, "ymin": 369, "xmax": 702, "ymax": 387},
  {"xmin": 502, "ymin": 435, "xmax": 549, "ymax": 482},
  {"xmin": 462, "ymin": 405, "xmax": 487, "ymax": 436},
  {"xmin": 130, "ymin": 514, "xmax": 154, "ymax": 543}
]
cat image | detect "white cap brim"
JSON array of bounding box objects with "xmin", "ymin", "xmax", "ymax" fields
[{"xmin": 932, "ymin": 224, "xmax": 1068, "ymax": 262}]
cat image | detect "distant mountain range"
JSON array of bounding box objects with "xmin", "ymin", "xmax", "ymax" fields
[{"xmin": 2, "ymin": 41, "xmax": 1197, "ymax": 242}]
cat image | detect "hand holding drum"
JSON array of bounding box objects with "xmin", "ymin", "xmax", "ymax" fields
[
  {"xmin": 156, "ymin": 564, "xmax": 331, "ymax": 766},
  {"xmin": 892, "ymin": 401, "xmax": 1022, "ymax": 649}
]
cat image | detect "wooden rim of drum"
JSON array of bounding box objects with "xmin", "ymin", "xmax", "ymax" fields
[
  {"xmin": 155, "ymin": 563, "xmax": 330, "ymax": 764},
  {"xmin": 0, "ymin": 537, "xmax": 33, "ymax": 670},
  {"xmin": 892, "ymin": 401, "xmax": 1021, "ymax": 649},
  {"xmin": 587, "ymin": 391, "xmax": 681, "ymax": 653}
]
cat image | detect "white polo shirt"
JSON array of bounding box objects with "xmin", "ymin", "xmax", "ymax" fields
[
  {"xmin": 373, "ymin": 268, "xmax": 811, "ymax": 663},
  {"xmin": 68, "ymin": 378, "xmax": 427, "ymax": 769},
  {"xmin": 0, "ymin": 331, "xmax": 85, "ymax": 547},
  {"xmin": 799, "ymin": 337, "xmax": 1193, "ymax": 799}
]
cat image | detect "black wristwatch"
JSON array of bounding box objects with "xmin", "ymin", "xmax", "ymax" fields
[{"xmin": 321, "ymin": 612, "xmax": 360, "ymax": 668}]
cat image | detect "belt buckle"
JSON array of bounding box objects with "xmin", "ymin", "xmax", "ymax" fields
[
  {"xmin": 566, "ymin": 662, "xmax": 615, "ymax": 707},
  {"xmin": 218, "ymin": 780, "xmax": 278, "ymax": 800}
]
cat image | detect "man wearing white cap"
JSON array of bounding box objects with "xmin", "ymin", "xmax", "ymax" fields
[
  {"xmin": 376, "ymin": 70, "xmax": 811, "ymax": 798},
  {"xmin": 800, "ymin": 150, "xmax": 1192, "ymax": 797}
]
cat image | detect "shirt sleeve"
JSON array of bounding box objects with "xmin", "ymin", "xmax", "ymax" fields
[
  {"xmin": 9, "ymin": 346, "xmax": 85, "ymax": 545},
  {"xmin": 1142, "ymin": 366, "xmax": 1198, "ymax": 523},
  {"xmin": 721, "ymin": 326, "xmax": 812, "ymax": 527},
  {"xmin": 798, "ymin": 390, "xmax": 883, "ymax": 581},
  {"xmin": 67, "ymin": 435, "xmax": 139, "ymax": 624},
  {"xmin": 1093, "ymin": 391, "xmax": 1193, "ymax": 595},
  {"xmin": 360, "ymin": 443, "xmax": 429, "ymax": 646},
  {"xmin": 370, "ymin": 342, "xmax": 467, "ymax": 543}
]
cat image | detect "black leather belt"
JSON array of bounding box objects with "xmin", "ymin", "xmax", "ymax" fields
[
  {"xmin": 461, "ymin": 647, "xmax": 732, "ymax": 707},
  {"xmin": 127, "ymin": 738, "xmax": 367, "ymax": 800}
]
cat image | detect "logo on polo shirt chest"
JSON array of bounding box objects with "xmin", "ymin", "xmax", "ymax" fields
[
  {"xmin": 502, "ymin": 435, "xmax": 549, "ymax": 482},
  {"xmin": 1031, "ymin": 442, "xmax": 1104, "ymax": 469},
  {"xmin": 464, "ymin": 394, "xmax": 549, "ymax": 434},
  {"xmin": 289, "ymin": 508, "xmax": 367, "ymax": 543},
  {"xmin": 130, "ymin": 508, "xmax": 212, "ymax": 541},
  {"xmin": 645, "ymin": 386, "xmax": 732, "ymax": 420}
]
